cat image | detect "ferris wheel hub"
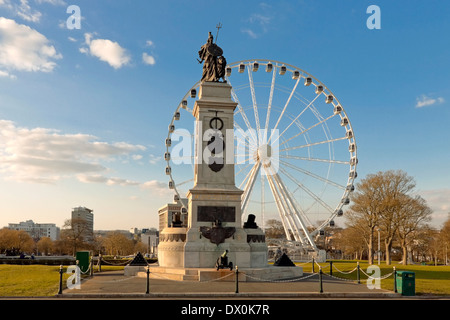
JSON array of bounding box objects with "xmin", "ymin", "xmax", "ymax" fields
[{"xmin": 254, "ymin": 144, "xmax": 272, "ymax": 167}]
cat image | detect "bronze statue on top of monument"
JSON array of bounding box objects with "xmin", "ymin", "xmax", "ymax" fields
[{"xmin": 198, "ymin": 25, "xmax": 227, "ymax": 82}]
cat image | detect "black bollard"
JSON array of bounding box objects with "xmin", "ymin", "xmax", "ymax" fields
[
  {"xmin": 393, "ymin": 266, "xmax": 397, "ymax": 293},
  {"xmin": 319, "ymin": 267, "xmax": 323, "ymax": 293},
  {"xmin": 58, "ymin": 265, "xmax": 63, "ymax": 295},
  {"xmin": 146, "ymin": 267, "xmax": 150, "ymax": 294},
  {"xmin": 357, "ymin": 262, "xmax": 360, "ymax": 284},
  {"xmin": 312, "ymin": 258, "xmax": 315, "ymax": 273},
  {"xmin": 98, "ymin": 254, "xmax": 102, "ymax": 272},
  {"xmin": 329, "ymin": 261, "xmax": 333, "ymax": 276},
  {"xmin": 235, "ymin": 266, "xmax": 239, "ymax": 294}
]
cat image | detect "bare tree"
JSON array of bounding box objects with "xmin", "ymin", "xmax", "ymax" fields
[
  {"xmin": 101, "ymin": 231, "xmax": 135, "ymax": 256},
  {"xmin": 396, "ymin": 195, "xmax": 432, "ymax": 264},
  {"xmin": 37, "ymin": 237, "xmax": 53, "ymax": 256},
  {"xmin": 441, "ymin": 214, "xmax": 450, "ymax": 265},
  {"xmin": 264, "ymin": 219, "xmax": 286, "ymax": 240},
  {"xmin": 333, "ymin": 226, "xmax": 367, "ymax": 259},
  {"xmin": 347, "ymin": 170, "xmax": 418, "ymax": 265},
  {"xmin": 377, "ymin": 170, "xmax": 416, "ymax": 265},
  {"xmin": 61, "ymin": 218, "xmax": 91, "ymax": 255},
  {"xmin": 347, "ymin": 172, "xmax": 385, "ymax": 264},
  {"xmin": 0, "ymin": 228, "xmax": 34, "ymax": 255}
]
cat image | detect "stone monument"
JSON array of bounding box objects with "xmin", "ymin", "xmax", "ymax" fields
[{"xmin": 150, "ymin": 29, "xmax": 302, "ymax": 281}]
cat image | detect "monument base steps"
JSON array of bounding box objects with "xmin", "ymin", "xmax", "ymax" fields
[{"xmin": 135, "ymin": 265, "xmax": 303, "ymax": 282}]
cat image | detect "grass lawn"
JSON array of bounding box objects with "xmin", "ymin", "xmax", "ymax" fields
[
  {"xmin": 297, "ymin": 260, "xmax": 450, "ymax": 296},
  {"xmin": 0, "ymin": 265, "xmax": 123, "ymax": 297}
]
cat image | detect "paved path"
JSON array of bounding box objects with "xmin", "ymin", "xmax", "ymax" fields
[{"xmin": 59, "ymin": 270, "xmax": 398, "ymax": 299}]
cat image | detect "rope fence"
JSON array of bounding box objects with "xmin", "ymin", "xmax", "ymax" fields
[{"xmin": 58, "ymin": 257, "xmax": 400, "ymax": 295}]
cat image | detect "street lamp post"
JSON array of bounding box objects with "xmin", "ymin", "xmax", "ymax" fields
[{"xmin": 376, "ymin": 227, "xmax": 381, "ymax": 265}]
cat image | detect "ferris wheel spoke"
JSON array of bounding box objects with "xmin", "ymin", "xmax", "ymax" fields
[
  {"xmin": 175, "ymin": 178, "xmax": 194, "ymax": 187},
  {"xmin": 247, "ymin": 63, "xmax": 261, "ymax": 142},
  {"xmin": 234, "ymin": 123, "xmax": 258, "ymax": 154},
  {"xmin": 278, "ymin": 166, "xmax": 334, "ymax": 214},
  {"xmin": 279, "ymin": 113, "xmax": 337, "ymax": 148},
  {"xmin": 280, "ymin": 154, "xmax": 350, "ymax": 165},
  {"xmin": 236, "ymin": 162, "xmax": 252, "ymax": 180},
  {"xmin": 228, "ymin": 82, "xmax": 258, "ymax": 145},
  {"xmin": 274, "ymin": 93, "xmax": 322, "ymax": 145},
  {"xmin": 235, "ymin": 156, "xmax": 254, "ymax": 166},
  {"xmin": 280, "ymin": 159, "xmax": 346, "ymax": 190},
  {"xmin": 263, "ymin": 66, "xmax": 277, "ymax": 143},
  {"xmin": 268, "ymin": 76, "xmax": 301, "ymax": 144},
  {"xmin": 238, "ymin": 161, "xmax": 257, "ymax": 189},
  {"xmin": 280, "ymin": 136, "xmax": 347, "ymax": 152},
  {"xmin": 171, "ymin": 156, "xmax": 195, "ymax": 164}
]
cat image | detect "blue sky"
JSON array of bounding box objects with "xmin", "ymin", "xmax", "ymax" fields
[{"xmin": 0, "ymin": 0, "xmax": 449, "ymax": 230}]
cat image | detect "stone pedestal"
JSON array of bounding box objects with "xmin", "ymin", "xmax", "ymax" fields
[{"xmin": 156, "ymin": 81, "xmax": 286, "ymax": 278}]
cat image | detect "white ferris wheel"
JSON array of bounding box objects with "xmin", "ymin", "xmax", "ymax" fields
[{"xmin": 165, "ymin": 59, "xmax": 358, "ymax": 252}]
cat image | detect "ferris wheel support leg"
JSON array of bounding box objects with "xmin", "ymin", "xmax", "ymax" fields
[
  {"xmin": 270, "ymin": 170, "xmax": 319, "ymax": 252},
  {"xmin": 265, "ymin": 167, "xmax": 305, "ymax": 245},
  {"xmin": 265, "ymin": 171, "xmax": 294, "ymax": 242},
  {"xmin": 241, "ymin": 161, "xmax": 261, "ymax": 219}
]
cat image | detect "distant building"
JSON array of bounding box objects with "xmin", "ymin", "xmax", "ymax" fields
[
  {"xmin": 71, "ymin": 206, "xmax": 94, "ymax": 242},
  {"xmin": 158, "ymin": 202, "xmax": 187, "ymax": 232},
  {"xmin": 8, "ymin": 220, "xmax": 60, "ymax": 241},
  {"xmin": 141, "ymin": 229, "xmax": 159, "ymax": 255}
]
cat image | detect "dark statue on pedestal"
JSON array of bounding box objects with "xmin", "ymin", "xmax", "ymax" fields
[{"xmin": 198, "ymin": 27, "xmax": 227, "ymax": 82}]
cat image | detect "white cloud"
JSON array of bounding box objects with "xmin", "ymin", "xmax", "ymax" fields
[
  {"xmin": 77, "ymin": 174, "xmax": 140, "ymax": 187},
  {"xmin": 76, "ymin": 175, "xmax": 172, "ymax": 197},
  {"xmin": 35, "ymin": 0, "xmax": 67, "ymax": 5},
  {"xmin": 148, "ymin": 154, "xmax": 161, "ymax": 165},
  {"xmin": 142, "ymin": 52, "xmax": 156, "ymax": 65},
  {"xmin": 141, "ymin": 180, "xmax": 173, "ymax": 196},
  {"xmin": 419, "ymin": 189, "xmax": 450, "ymax": 227},
  {"xmin": 416, "ymin": 94, "xmax": 445, "ymax": 108},
  {"xmin": 241, "ymin": 11, "xmax": 272, "ymax": 39},
  {"xmin": 0, "ymin": 70, "xmax": 17, "ymax": 80},
  {"xmin": 17, "ymin": 0, "xmax": 42, "ymax": 22},
  {"xmin": 80, "ymin": 33, "xmax": 131, "ymax": 69},
  {"xmin": 241, "ymin": 28, "xmax": 258, "ymax": 39},
  {"xmin": 0, "ymin": 17, "xmax": 62, "ymax": 75},
  {"xmin": 0, "ymin": 120, "xmax": 146, "ymax": 184},
  {"xmin": 249, "ymin": 13, "xmax": 271, "ymax": 26}
]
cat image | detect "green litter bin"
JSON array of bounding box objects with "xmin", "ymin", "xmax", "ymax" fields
[
  {"xmin": 396, "ymin": 271, "xmax": 415, "ymax": 296},
  {"xmin": 76, "ymin": 251, "xmax": 90, "ymax": 274}
]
